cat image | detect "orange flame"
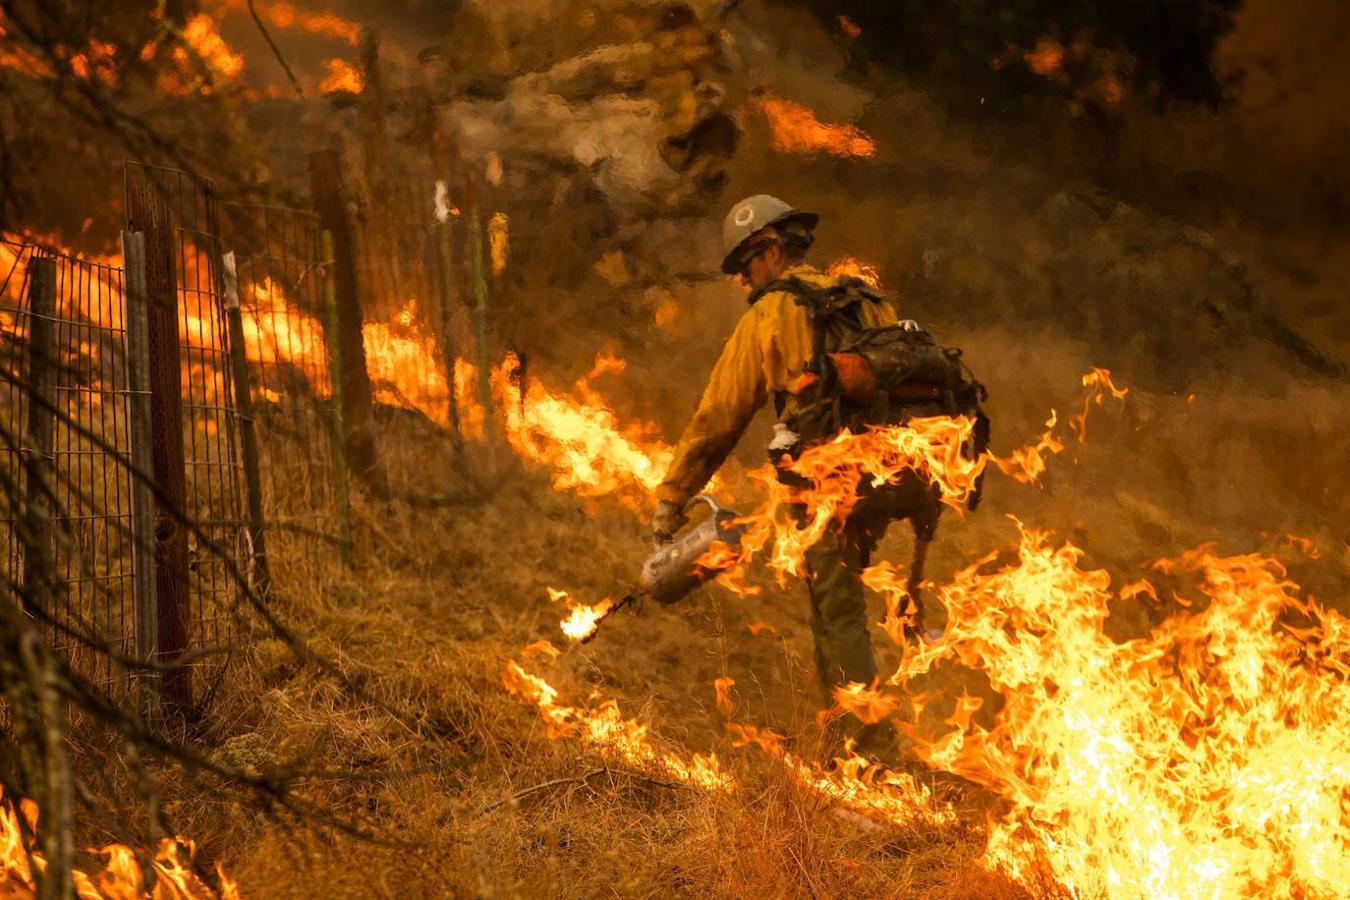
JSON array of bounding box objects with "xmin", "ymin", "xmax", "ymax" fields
[
  {"xmin": 488, "ymin": 213, "xmax": 509, "ymax": 277},
  {"xmin": 732, "ymin": 415, "xmax": 986, "ymax": 585},
  {"xmin": 550, "ymin": 587, "xmax": 615, "ymax": 643},
  {"xmin": 361, "ymin": 300, "xmax": 484, "ymax": 436},
  {"xmin": 753, "ymin": 93, "xmax": 876, "ymax": 158},
  {"xmin": 832, "ymin": 681, "xmax": 900, "ymax": 725},
  {"xmin": 825, "ymin": 257, "xmax": 881, "ymax": 288},
  {"xmin": 884, "ymin": 526, "xmax": 1350, "ymax": 896},
  {"xmin": 653, "ymin": 298, "xmax": 679, "ymax": 331},
  {"xmin": 1068, "ymin": 365, "xmax": 1128, "ymax": 442},
  {"xmin": 177, "ymin": 14, "xmax": 244, "ymax": 81},
  {"xmin": 0, "ymin": 787, "xmax": 238, "ymax": 898},
  {"xmin": 0, "ymin": 13, "xmax": 49, "ymax": 78},
  {"xmin": 1025, "ymin": 38, "xmax": 1065, "ymax": 78},
  {"xmin": 239, "ymin": 1, "xmax": 360, "ymax": 45},
  {"xmin": 491, "ymin": 352, "xmax": 674, "ymax": 509},
  {"xmin": 240, "ymin": 276, "xmax": 331, "ymax": 395},
  {"xmin": 503, "ymin": 662, "xmax": 731, "ymax": 791},
  {"xmin": 704, "ymin": 370, "xmax": 1125, "ymax": 595},
  {"xmin": 504, "ymin": 661, "xmax": 953, "ymax": 829},
  {"xmin": 992, "ymin": 409, "xmax": 1064, "ymax": 484},
  {"xmin": 713, "ymin": 676, "xmax": 736, "ymax": 717},
  {"xmin": 318, "ymin": 58, "xmax": 362, "ymax": 94}
]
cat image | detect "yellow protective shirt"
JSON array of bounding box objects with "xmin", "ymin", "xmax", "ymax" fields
[{"xmin": 656, "ymin": 264, "xmax": 896, "ymax": 508}]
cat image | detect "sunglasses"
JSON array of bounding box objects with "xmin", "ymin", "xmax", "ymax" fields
[{"xmin": 731, "ymin": 240, "xmax": 776, "ymax": 276}]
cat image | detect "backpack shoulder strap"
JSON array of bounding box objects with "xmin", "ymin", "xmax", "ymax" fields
[{"xmin": 749, "ymin": 274, "xmax": 879, "ymax": 370}]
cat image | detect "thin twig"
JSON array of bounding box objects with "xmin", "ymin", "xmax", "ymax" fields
[
  {"xmin": 480, "ymin": 766, "xmax": 693, "ymax": 814},
  {"xmin": 246, "ymin": 0, "xmax": 305, "ymax": 98},
  {"xmin": 481, "ymin": 767, "xmax": 606, "ymax": 813}
]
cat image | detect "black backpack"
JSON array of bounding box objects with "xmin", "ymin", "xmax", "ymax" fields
[{"xmin": 753, "ymin": 274, "xmax": 991, "ymax": 511}]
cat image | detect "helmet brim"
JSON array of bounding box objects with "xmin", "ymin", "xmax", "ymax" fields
[{"xmin": 720, "ymin": 210, "xmax": 820, "ymax": 275}]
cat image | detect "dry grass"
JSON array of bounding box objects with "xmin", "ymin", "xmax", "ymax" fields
[
  {"xmin": 95, "ymin": 307, "xmax": 1342, "ymax": 898},
  {"xmin": 94, "ymin": 415, "xmax": 1017, "ymax": 897}
]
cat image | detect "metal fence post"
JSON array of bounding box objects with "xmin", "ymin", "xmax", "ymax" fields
[
  {"xmin": 221, "ymin": 252, "xmax": 270, "ymax": 594},
  {"xmin": 121, "ymin": 231, "xmax": 161, "ymax": 722},
  {"xmin": 321, "ymin": 231, "xmax": 355, "ymax": 567},
  {"xmin": 434, "ymin": 183, "xmax": 464, "ymax": 452},
  {"xmin": 465, "ymin": 173, "xmax": 494, "ymax": 423},
  {"xmin": 20, "ymin": 257, "xmax": 57, "ymax": 616},
  {"xmin": 124, "ymin": 184, "xmax": 192, "ymax": 714},
  {"xmin": 308, "ymin": 148, "xmax": 387, "ymax": 498}
]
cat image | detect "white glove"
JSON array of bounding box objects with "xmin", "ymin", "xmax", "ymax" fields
[
  {"xmin": 898, "ymin": 319, "xmax": 923, "ymax": 333},
  {"xmin": 767, "ymin": 423, "xmax": 801, "ymax": 454}
]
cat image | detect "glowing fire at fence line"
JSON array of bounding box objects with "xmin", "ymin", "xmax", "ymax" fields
[
  {"xmin": 367, "ymin": 314, "xmax": 484, "ymax": 438},
  {"xmin": 0, "ymin": 788, "xmax": 239, "ymax": 898}
]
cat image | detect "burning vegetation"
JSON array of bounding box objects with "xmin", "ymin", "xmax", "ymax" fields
[{"xmin": 0, "ymin": 0, "xmax": 1347, "ymax": 898}]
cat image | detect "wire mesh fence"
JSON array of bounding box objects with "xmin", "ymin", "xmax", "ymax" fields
[
  {"xmin": 1, "ymin": 150, "xmax": 495, "ymax": 700},
  {"xmin": 220, "ymin": 202, "xmax": 345, "ymax": 564},
  {"xmin": 0, "ymin": 241, "xmax": 137, "ymax": 690},
  {"xmin": 353, "ymin": 170, "xmax": 461, "ymax": 424},
  {"xmin": 345, "ymin": 165, "xmax": 487, "ymax": 495},
  {"xmin": 123, "ymin": 162, "xmax": 250, "ymax": 699}
]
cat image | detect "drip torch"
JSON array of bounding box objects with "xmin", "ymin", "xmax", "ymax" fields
[{"xmin": 581, "ymin": 495, "xmax": 745, "ymax": 642}]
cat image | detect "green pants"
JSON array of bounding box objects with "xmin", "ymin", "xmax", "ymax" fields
[
  {"xmin": 804, "ymin": 508, "xmax": 884, "ymax": 700},
  {"xmin": 800, "ymin": 478, "xmax": 940, "ymax": 703}
]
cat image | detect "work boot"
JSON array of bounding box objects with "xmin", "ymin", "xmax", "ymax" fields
[
  {"xmin": 850, "ymin": 719, "xmax": 901, "ymax": 768},
  {"xmin": 815, "ymin": 713, "xmax": 900, "ymax": 769}
]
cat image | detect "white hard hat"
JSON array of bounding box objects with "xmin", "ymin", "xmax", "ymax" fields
[{"xmin": 720, "ymin": 194, "xmax": 819, "ymax": 274}]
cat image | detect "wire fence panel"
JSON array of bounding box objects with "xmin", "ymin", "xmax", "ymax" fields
[
  {"xmin": 354, "ymin": 171, "xmax": 456, "ymax": 424},
  {"xmin": 348, "ymin": 167, "xmax": 483, "ymax": 496},
  {"xmin": 220, "ymin": 202, "xmax": 343, "ymax": 566},
  {"xmin": 0, "ymin": 240, "xmax": 136, "ymax": 690},
  {"xmin": 125, "ymin": 162, "xmax": 250, "ymax": 693},
  {"xmin": 0, "ymin": 240, "xmax": 35, "ymax": 589}
]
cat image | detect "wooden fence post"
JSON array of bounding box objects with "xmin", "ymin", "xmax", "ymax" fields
[
  {"xmin": 125, "ymin": 182, "xmax": 192, "ymax": 714},
  {"xmin": 221, "ymin": 252, "xmax": 270, "ymax": 594},
  {"xmin": 321, "ymin": 231, "xmax": 355, "ymax": 567},
  {"xmin": 121, "ymin": 231, "xmax": 161, "ymax": 722},
  {"xmin": 20, "ymin": 257, "xmax": 57, "ymax": 616},
  {"xmin": 308, "ymin": 148, "xmax": 387, "ymax": 498}
]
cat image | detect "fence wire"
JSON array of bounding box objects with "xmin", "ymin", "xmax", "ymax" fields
[
  {"xmin": 1, "ymin": 240, "xmax": 136, "ymax": 688},
  {"xmin": 124, "ymin": 162, "xmax": 251, "ymax": 696},
  {"xmin": 220, "ymin": 202, "xmax": 343, "ymax": 565}
]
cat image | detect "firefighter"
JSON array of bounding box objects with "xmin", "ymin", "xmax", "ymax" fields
[{"xmin": 651, "ymin": 194, "xmax": 905, "ymax": 756}]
